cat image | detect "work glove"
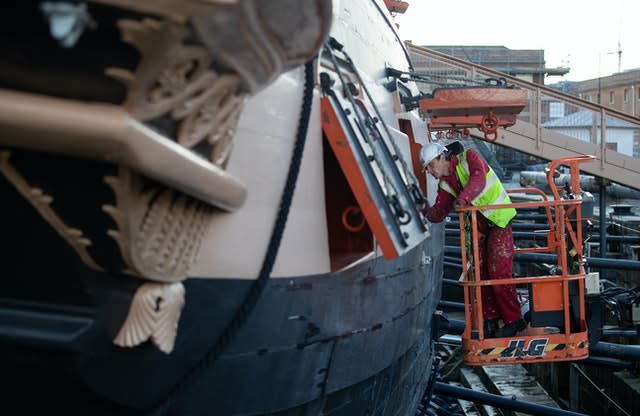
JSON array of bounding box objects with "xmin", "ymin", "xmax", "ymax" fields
[{"xmin": 454, "ymin": 197, "xmax": 469, "ymax": 209}]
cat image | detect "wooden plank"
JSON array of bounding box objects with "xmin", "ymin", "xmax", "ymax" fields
[{"xmin": 480, "ymin": 365, "xmax": 560, "ymax": 416}]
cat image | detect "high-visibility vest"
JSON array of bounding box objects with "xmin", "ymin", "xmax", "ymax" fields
[{"xmin": 439, "ymin": 150, "xmax": 516, "ymax": 228}]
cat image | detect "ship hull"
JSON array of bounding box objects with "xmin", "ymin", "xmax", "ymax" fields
[
  {"xmin": 0, "ymin": 1, "xmax": 443, "ymax": 415},
  {"xmin": 1, "ymin": 233, "xmax": 443, "ymax": 415}
]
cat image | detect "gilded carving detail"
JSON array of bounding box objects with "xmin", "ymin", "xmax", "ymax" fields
[
  {"xmin": 0, "ymin": 151, "xmax": 103, "ymax": 271},
  {"xmin": 176, "ymin": 74, "xmax": 244, "ymax": 168},
  {"xmin": 106, "ymin": 18, "xmax": 246, "ymax": 168},
  {"xmin": 103, "ymin": 167, "xmax": 211, "ymax": 282}
]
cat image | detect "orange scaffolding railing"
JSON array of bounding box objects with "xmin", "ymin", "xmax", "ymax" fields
[{"xmin": 459, "ymin": 155, "xmax": 596, "ymax": 365}]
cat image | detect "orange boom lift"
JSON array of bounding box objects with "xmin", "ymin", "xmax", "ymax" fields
[{"xmin": 457, "ymin": 155, "xmax": 594, "ymax": 365}]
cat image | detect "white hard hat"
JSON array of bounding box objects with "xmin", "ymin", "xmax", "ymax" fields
[{"xmin": 419, "ymin": 142, "xmax": 448, "ymax": 169}]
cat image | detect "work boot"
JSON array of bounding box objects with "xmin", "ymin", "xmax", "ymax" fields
[
  {"xmin": 483, "ymin": 319, "xmax": 500, "ymax": 338},
  {"xmin": 495, "ymin": 318, "xmax": 527, "ymax": 338}
]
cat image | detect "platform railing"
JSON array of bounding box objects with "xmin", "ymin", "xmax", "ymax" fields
[{"xmin": 456, "ymin": 156, "xmax": 595, "ymax": 365}]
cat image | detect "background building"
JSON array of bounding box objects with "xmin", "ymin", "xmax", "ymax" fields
[
  {"xmin": 423, "ymin": 45, "xmax": 568, "ymax": 84},
  {"xmin": 543, "ymin": 110, "xmax": 637, "ymax": 156},
  {"xmin": 554, "ymin": 69, "xmax": 640, "ymax": 118},
  {"xmin": 551, "ymin": 69, "xmax": 640, "ymax": 158}
]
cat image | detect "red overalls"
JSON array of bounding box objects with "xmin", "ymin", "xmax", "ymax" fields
[{"xmin": 425, "ymin": 150, "xmax": 521, "ymax": 325}]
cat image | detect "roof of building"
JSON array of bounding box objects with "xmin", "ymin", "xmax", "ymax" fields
[
  {"xmin": 543, "ymin": 109, "xmax": 637, "ymax": 128},
  {"xmin": 424, "ymin": 45, "xmax": 542, "ymax": 62},
  {"xmin": 423, "ymin": 45, "xmax": 568, "ymax": 75}
]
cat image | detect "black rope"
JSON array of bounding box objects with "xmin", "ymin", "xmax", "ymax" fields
[{"xmin": 147, "ymin": 58, "xmax": 316, "ymax": 416}]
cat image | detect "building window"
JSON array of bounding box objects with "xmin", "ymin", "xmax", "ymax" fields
[
  {"xmin": 549, "ymin": 102, "xmax": 564, "ymax": 118},
  {"xmin": 609, "ymin": 91, "xmax": 615, "ymax": 104},
  {"xmin": 585, "ymin": 95, "xmax": 592, "ymax": 102},
  {"xmin": 623, "ymin": 89, "xmax": 629, "ymax": 103}
]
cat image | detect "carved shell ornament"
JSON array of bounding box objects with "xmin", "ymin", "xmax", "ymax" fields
[{"xmin": 113, "ymin": 282, "xmax": 186, "ymax": 354}]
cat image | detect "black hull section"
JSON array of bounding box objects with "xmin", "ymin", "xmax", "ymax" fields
[{"xmin": 1, "ymin": 235, "xmax": 444, "ymax": 416}]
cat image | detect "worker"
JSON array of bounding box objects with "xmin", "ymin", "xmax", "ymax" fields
[{"xmin": 420, "ymin": 142, "xmax": 526, "ymax": 337}]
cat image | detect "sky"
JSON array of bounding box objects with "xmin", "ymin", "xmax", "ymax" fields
[{"xmin": 392, "ymin": 0, "xmax": 640, "ymax": 82}]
